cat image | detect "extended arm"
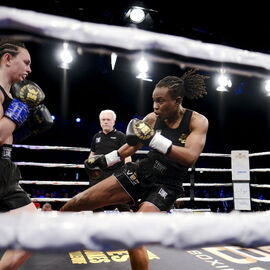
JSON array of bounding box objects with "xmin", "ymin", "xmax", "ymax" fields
[{"xmin": 125, "ymin": 112, "xmax": 208, "ymax": 167}]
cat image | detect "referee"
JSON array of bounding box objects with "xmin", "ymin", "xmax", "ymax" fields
[{"xmin": 88, "ymin": 109, "xmax": 132, "ymax": 212}]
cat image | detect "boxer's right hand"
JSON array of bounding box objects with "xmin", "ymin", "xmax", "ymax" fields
[{"xmin": 5, "ymin": 80, "xmax": 46, "ymax": 126}]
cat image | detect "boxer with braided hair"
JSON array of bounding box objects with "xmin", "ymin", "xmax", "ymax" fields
[
  {"xmin": 61, "ymin": 69, "xmax": 209, "ymax": 270},
  {"xmin": 0, "ymin": 39, "xmax": 52, "ymax": 270}
]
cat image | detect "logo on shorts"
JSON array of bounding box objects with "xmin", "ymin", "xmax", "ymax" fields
[
  {"xmin": 125, "ymin": 169, "xmax": 139, "ymax": 185},
  {"xmin": 158, "ymin": 188, "xmax": 168, "ymax": 199}
]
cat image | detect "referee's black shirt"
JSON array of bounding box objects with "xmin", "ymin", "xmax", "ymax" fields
[{"xmin": 90, "ymin": 129, "xmax": 126, "ymax": 171}]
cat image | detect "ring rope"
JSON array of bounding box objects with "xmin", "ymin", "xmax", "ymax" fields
[
  {"xmin": 251, "ymin": 198, "xmax": 270, "ymax": 204},
  {"xmin": 249, "ymin": 152, "xmax": 270, "ymax": 157},
  {"xmin": 2, "ymin": 211, "xmax": 270, "ymax": 252},
  {"xmin": 15, "ymin": 161, "xmax": 232, "ymax": 172},
  {"xmin": 251, "ymin": 184, "xmax": 270, "ymax": 188},
  {"xmin": 13, "ymin": 144, "xmax": 270, "ymax": 158},
  {"xmin": 2, "ymin": 6, "xmax": 270, "ymax": 79},
  {"xmin": 30, "ymin": 197, "xmax": 234, "ymax": 203},
  {"xmin": 15, "ymin": 162, "xmax": 84, "ymax": 168},
  {"xmin": 19, "ymin": 180, "xmax": 233, "ymax": 187},
  {"xmin": 20, "ymin": 180, "xmax": 89, "ymax": 185},
  {"xmin": 13, "ymin": 144, "xmax": 148, "ymax": 155},
  {"xmin": 250, "ymin": 168, "xmax": 270, "ymax": 172},
  {"xmin": 13, "ymin": 144, "xmax": 230, "ymax": 157},
  {"xmin": 32, "ymin": 198, "xmax": 70, "ymax": 202},
  {"xmin": 15, "ymin": 162, "xmax": 270, "ymax": 173},
  {"xmin": 11, "ymin": 144, "xmax": 270, "ymax": 207}
]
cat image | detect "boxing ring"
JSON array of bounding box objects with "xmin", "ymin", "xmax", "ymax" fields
[
  {"xmin": 0, "ymin": 144, "xmax": 269, "ymax": 269},
  {"xmin": 13, "ymin": 144, "xmax": 270, "ymax": 210},
  {"xmin": 1, "ymin": 5, "xmax": 270, "ymax": 270}
]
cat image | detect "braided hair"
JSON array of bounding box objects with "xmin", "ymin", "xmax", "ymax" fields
[
  {"xmin": 0, "ymin": 38, "xmax": 26, "ymax": 60},
  {"xmin": 156, "ymin": 69, "xmax": 209, "ymax": 100}
]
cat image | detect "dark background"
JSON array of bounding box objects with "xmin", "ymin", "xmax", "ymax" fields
[
  {"xmin": 1, "ymin": 1, "xmax": 270, "ymax": 208},
  {"xmin": 0, "ymin": 0, "xmax": 269, "ymax": 152}
]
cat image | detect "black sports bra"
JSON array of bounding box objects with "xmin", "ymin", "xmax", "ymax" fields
[{"xmin": 0, "ymin": 85, "xmax": 12, "ymax": 112}]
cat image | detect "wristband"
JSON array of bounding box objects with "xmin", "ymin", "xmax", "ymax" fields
[
  {"xmin": 105, "ymin": 150, "xmax": 121, "ymax": 167},
  {"xmin": 149, "ymin": 133, "xmax": 172, "ymax": 155}
]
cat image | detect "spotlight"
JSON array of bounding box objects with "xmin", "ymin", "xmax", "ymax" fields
[
  {"xmin": 129, "ymin": 7, "xmax": 145, "ymax": 23},
  {"xmin": 111, "ymin": 53, "xmax": 117, "ymax": 70},
  {"xmin": 216, "ymin": 70, "xmax": 232, "ymax": 92},
  {"xmin": 76, "ymin": 117, "xmax": 81, "ymax": 123},
  {"xmin": 135, "ymin": 57, "xmax": 152, "ymax": 82},
  {"xmin": 264, "ymin": 80, "xmax": 270, "ymax": 96},
  {"xmin": 136, "ymin": 57, "xmax": 149, "ymax": 73},
  {"xmin": 58, "ymin": 42, "xmax": 74, "ymax": 69}
]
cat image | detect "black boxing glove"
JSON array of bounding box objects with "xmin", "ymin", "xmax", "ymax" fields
[
  {"xmin": 11, "ymin": 80, "xmax": 45, "ymax": 108},
  {"xmin": 84, "ymin": 159, "xmax": 103, "ymax": 180},
  {"xmin": 126, "ymin": 118, "xmax": 172, "ymax": 155},
  {"xmin": 13, "ymin": 104, "xmax": 53, "ymax": 143},
  {"xmin": 27, "ymin": 104, "xmax": 53, "ymax": 134},
  {"xmin": 85, "ymin": 151, "xmax": 121, "ymax": 171}
]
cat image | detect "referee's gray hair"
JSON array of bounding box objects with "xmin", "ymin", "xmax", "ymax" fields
[{"xmin": 99, "ymin": 109, "xmax": 116, "ymax": 121}]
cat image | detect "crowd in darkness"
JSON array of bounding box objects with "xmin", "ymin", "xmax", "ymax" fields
[{"xmin": 23, "ymin": 181, "xmax": 269, "ymax": 212}]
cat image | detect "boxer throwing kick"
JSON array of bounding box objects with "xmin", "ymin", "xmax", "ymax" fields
[{"xmin": 61, "ymin": 69, "xmax": 209, "ymax": 270}]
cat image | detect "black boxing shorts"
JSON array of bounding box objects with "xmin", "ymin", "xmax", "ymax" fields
[
  {"xmin": 0, "ymin": 158, "xmax": 31, "ymax": 212},
  {"xmin": 113, "ymin": 160, "xmax": 184, "ymax": 211}
]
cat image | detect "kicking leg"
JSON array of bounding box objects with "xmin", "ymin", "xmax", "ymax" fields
[{"xmin": 61, "ymin": 175, "xmax": 131, "ymax": 212}]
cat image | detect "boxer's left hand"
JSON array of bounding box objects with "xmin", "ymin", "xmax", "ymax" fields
[
  {"xmin": 84, "ymin": 159, "xmax": 103, "ymax": 180},
  {"xmin": 27, "ymin": 104, "xmax": 53, "ymax": 134},
  {"xmin": 85, "ymin": 150, "xmax": 121, "ymax": 171},
  {"xmin": 126, "ymin": 118, "xmax": 172, "ymax": 154}
]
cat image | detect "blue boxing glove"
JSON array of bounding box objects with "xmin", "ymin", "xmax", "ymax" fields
[
  {"xmin": 126, "ymin": 118, "xmax": 172, "ymax": 155},
  {"xmin": 4, "ymin": 99, "xmax": 29, "ymax": 126}
]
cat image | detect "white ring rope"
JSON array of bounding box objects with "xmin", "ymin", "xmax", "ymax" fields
[
  {"xmin": 19, "ymin": 180, "xmax": 89, "ymax": 185},
  {"xmin": 251, "ymin": 198, "xmax": 270, "ymax": 204},
  {"xmin": 15, "ymin": 161, "xmax": 84, "ymax": 168},
  {"xmin": 251, "ymin": 184, "xmax": 270, "ymax": 188},
  {"xmin": 1, "ymin": 7, "xmax": 270, "ymax": 79},
  {"xmin": 15, "ymin": 161, "xmax": 270, "ymax": 173},
  {"xmin": 249, "ymin": 152, "xmax": 270, "ymax": 157},
  {"xmin": 32, "ymin": 198, "xmax": 70, "ymax": 202},
  {"xmin": 1, "ymin": 211, "xmax": 270, "ymax": 251},
  {"xmin": 11, "ymin": 144, "xmax": 270, "ymax": 205},
  {"xmin": 13, "ymin": 144, "xmax": 230, "ymax": 157},
  {"xmin": 30, "ymin": 197, "xmax": 234, "ymax": 203},
  {"xmin": 19, "ymin": 180, "xmax": 233, "ymax": 187},
  {"xmin": 15, "ymin": 161, "xmax": 232, "ymax": 172},
  {"xmin": 250, "ymin": 168, "xmax": 270, "ymax": 172}
]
